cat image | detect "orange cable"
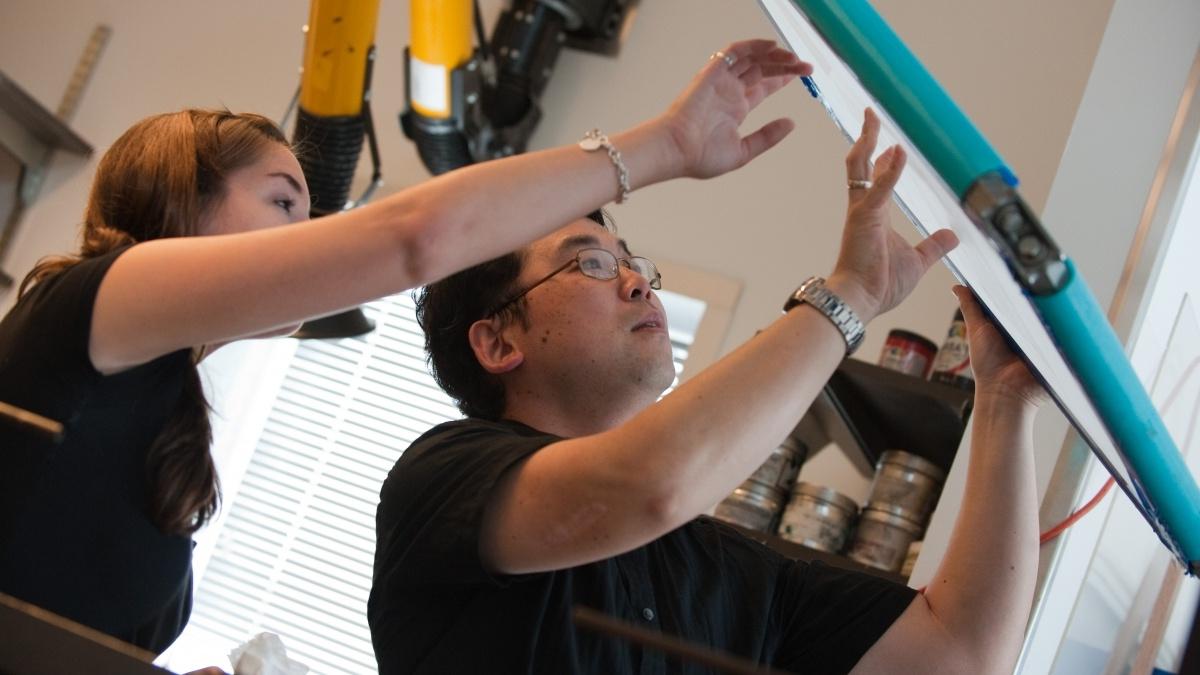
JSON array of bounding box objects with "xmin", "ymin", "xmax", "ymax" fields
[
  {"xmin": 914, "ymin": 476, "xmax": 1117, "ymax": 595},
  {"xmin": 1039, "ymin": 477, "xmax": 1116, "ymax": 544}
]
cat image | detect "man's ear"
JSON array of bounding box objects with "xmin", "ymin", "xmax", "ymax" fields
[{"xmin": 468, "ymin": 317, "xmax": 525, "ymax": 374}]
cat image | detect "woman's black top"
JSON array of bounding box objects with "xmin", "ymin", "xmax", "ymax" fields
[{"xmin": 0, "ymin": 247, "xmax": 194, "ymax": 653}]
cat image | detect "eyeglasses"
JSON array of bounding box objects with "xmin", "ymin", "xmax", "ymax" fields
[{"xmin": 488, "ymin": 248, "xmax": 662, "ymax": 317}]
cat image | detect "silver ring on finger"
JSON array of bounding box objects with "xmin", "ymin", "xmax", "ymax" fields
[
  {"xmin": 847, "ymin": 179, "xmax": 872, "ymax": 190},
  {"xmin": 710, "ymin": 50, "xmax": 737, "ymax": 69}
]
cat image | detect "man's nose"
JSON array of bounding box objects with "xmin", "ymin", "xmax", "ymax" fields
[{"xmin": 619, "ymin": 265, "xmax": 654, "ymax": 300}]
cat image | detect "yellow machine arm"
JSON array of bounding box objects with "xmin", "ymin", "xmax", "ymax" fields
[
  {"xmin": 402, "ymin": 0, "xmax": 637, "ymax": 175},
  {"xmin": 290, "ymin": 0, "xmax": 384, "ymax": 339},
  {"xmin": 408, "ymin": 0, "xmax": 473, "ymax": 120}
]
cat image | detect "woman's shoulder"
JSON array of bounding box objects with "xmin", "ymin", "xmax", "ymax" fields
[
  {"xmin": 0, "ymin": 245, "xmax": 138, "ymax": 374},
  {"xmin": 21, "ymin": 245, "xmax": 135, "ymax": 303}
]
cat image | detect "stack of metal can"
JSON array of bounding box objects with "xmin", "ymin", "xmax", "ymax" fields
[
  {"xmin": 713, "ymin": 436, "xmax": 807, "ymax": 532},
  {"xmin": 844, "ymin": 450, "xmax": 947, "ymax": 574},
  {"xmin": 775, "ymin": 482, "xmax": 859, "ymax": 553}
]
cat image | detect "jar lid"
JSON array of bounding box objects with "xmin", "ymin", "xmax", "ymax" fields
[
  {"xmin": 859, "ymin": 507, "xmax": 924, "ymax": 534},
  {"xmin": 738, "ymin": 478, "xmax": 787, "ymax": 500},
  {"xmin": 866, "ymin": 500, "xmax": 928, "ymax": 525},
  {"xmin": 730, "ymin": 485, "xmax": 784, "ymax": 510},
  {"xmin": 877, "ymin": 450, "xmax": 947, "ymax": 481},
  {"xmin": 791, "ymin": 482, "xmax": 858, "ymax": 513},
  {"xmin": 885, "ymin": 329, "xmax": 938, "ymax": 352}
]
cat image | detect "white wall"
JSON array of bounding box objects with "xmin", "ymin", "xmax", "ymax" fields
[
  {"xmin": 0, "ymin": 0, "xmax": 1115, "ymax": 507},
  {"xmin": 1013, "ymin": 0, "xmax": 1200, "ymax": 670}
]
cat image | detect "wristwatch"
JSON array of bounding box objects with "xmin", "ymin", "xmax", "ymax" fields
[{"xmin": 783, "ymin": 276, "xmax": 865, "ymax": 356}]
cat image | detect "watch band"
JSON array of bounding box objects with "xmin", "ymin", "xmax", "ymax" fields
[
  {"xmin": 579, "ymin": 129, "xmax": 631, "ymax": 204},
  {"xmin": 783, "ymin": 276, "xmax": 865, "ymax": 356}
]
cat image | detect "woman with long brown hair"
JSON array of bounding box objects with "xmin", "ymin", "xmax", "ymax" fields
[{"xmin": 0, "ymin": 40, "xmax": 809, "ymax": 653}]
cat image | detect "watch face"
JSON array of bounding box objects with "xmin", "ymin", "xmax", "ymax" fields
[{"xmin": 579, "ymin": 137, "xmax": 603, "ymax": 152}]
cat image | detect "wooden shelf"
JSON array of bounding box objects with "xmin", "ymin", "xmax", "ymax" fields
[
  {"xmin": 721, "ymin": 521, "xmax": 908, "ymax": 586},
  {"xmin": 794, "ymin": 358, "xmax": 974, "ymax": 475},
  {"xmin": 717, "ymin": 359, "xmax": 971, "ymax": 589},
  {"xmin": 0, "ymin": 592, "xmax": 165, "ymax": 675},
  {"xmin": 0, "ymin": 71, "xmax": 92, "ymax": 163},
  {"xmin": 0, "ymin": 70, "xmax": 95, "ymax": 290}
]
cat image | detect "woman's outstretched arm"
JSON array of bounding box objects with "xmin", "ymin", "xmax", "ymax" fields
[{"xmin": 90, "ymin": 39, "xmax": 809, "ymax": 373}]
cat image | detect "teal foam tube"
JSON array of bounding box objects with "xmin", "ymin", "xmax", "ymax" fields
[
  {"xmin": 1034, "ymin": 262, "xmax": 1200, "ymax": 565},
  {"xmin": 792, "ymin": 0, "xmax": 1010, "ymax": 197}
]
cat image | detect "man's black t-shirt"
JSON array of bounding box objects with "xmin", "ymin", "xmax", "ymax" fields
[
  {"xmin": 0, "ymin": 247, "xmax": 194, "ymax": 653},
  {"xmin": 370, "ymin": 418, "xmax": 917, "ymax": 674}
]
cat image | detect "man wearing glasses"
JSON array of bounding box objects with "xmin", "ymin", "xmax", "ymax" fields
[{"xmin": 368, "ymin": 111, "xmax": 1044, "ymax": 673}]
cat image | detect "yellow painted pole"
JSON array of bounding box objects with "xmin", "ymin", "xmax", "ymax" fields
[
  {"xmin": 409, "ymin": 0, "xmax": 472, "ymax": 118},
  {"xmin": 300, "ymin": 0, "xmax": 382, "ymax": 117}
]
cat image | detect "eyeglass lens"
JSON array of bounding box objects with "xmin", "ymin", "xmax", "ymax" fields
[{"xmin": 577, "ymin": 249, "xmax": 660, "ymax": 289}]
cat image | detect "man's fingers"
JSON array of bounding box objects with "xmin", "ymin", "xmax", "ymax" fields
[
  {"xmin": 953, "ymin": 284, "xmax": 988, "ymax": 331},
  {"xmin": 755, "ymin": 63, "xmax": 809, "ymax": 79},
  {"xmin": 748, "ymin": 72, "xmax": 800, "ymax": 108},
  {"xmin": 915, "ymin": 228, "xmax": 959, "ymax": 268},
  {"xmin": 741, "ymin": 118, "xmax": 796, "ymax": 164},
  {"xmin": 725, "ymin": 38, "xmax": 783, "ymax": 60},
  {"xmin": 845, "ymin": 108, "xmax": 880, "ymax": 177},
  {"xmin": 858, "ymin": 144, "xmax": 905, "ymax": 209},
  {"xmin": 740, "ymin": 64, "xmax": 763, "ymax": 89}
]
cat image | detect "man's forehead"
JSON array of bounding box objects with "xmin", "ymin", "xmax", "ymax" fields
[{"xmin": 538, "ymin": 220, "xmax": 632, "ymax": 257}]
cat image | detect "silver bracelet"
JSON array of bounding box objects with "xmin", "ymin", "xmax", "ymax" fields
[{"xmin": 579, "ymin": 129, "xmax": 631, "ymax": 204}]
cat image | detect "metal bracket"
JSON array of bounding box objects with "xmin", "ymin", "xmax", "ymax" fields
[
  {"xmin": 963, "ymin": 172, "xmax": 1070, "ymax": 296},
  {"xmin": 0, "ymin": 24, "xmax": 108, "ymax": 289}
]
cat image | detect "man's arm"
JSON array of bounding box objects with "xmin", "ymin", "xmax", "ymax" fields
[
  {"xmin": 850, "ymin": 287, "xmax": 1043, "ymax": 674},
  {"xmin": 479, "ymin": 109, "xmax": 959, "ymax": 575}
]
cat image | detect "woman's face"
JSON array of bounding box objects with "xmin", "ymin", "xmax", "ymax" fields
[
  {"xmin": 198, "ymin": 142, "xmax": 312, "ymax": 340},
  {"xmin": 198, "ymin": 142, "xmax": 311, "ymax": 236}
]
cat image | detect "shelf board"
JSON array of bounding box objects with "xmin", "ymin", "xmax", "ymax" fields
[
  {"xmin": 0, "ymin": 592, "xmax": 165, "ymax": 675},
  {"xmin": 720, "ymin": 521, "xmax": 908, "ymax": 586},
  {"xmin": 796, "ymin": 358, "xmax": 974, "ymax": 475},
  {"xmin": 0, "ymin": 71, "xmax": 92, "ymax": 165}
]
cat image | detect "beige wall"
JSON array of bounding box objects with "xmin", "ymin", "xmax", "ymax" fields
[{"xmin": 0, "ymin": 0, "xmax": 1113, "ymax": 493}]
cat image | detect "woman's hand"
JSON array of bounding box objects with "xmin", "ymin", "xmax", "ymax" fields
[
  {"xmin": 828, "ymin": 108, "xmax": 959, "ymax": 322},
  {"xmin": 953, "ymin": 285, "xmax": 1047, "ymax": 408},
  {"xmin": 660, "ymin": 39, "xmax": 812, "ymax": 179}
]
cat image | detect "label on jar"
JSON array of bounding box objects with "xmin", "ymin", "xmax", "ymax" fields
[
  {"xmin": 931, "ymin": 314, "xmax": 974, "ymax": 387},
  {"xmin": 879, "ymin": 331, "xmax": 937, "ymax": 378}
]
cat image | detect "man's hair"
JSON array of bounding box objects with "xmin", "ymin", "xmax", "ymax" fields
[{"xmin": 416, "ymin": 209, "xmax": 610, "ymax": 419}]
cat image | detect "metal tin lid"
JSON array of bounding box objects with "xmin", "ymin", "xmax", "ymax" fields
[
  {"xmin": 791, "ymin": 482, "xmax": 859, "ymax": 514},
  {"xmin": 730, "ymin": 485, "xmax": 784, "ymax": 511},
  {"xmin": 885, "ymin": 329, "xmax": 938, "ymax": 353},
  {"xmin": 877, "ymin": 449, "xmax": 947, "ymax": 481},
  {"xmin": 866, "ymin": 500, "xmax": 928, "ymax": 525},
  {"xmin": 737, "ymin": 478, "xmax": 787, "ymax": 501},
  {"xmin": 858, "ymin": 507, "xmax": 924, "ymax": 535}
]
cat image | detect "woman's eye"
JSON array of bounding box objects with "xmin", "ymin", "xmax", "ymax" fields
[{"xmin": 275, "ymin": 198, "xmax": 295, "ymax": 214}]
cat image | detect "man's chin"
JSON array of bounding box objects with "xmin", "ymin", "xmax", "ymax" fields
[{"xmin": 645, "ymin": 357, "xmax": 679, "ymax": 396}]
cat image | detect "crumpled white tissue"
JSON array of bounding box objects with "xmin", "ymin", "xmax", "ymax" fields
[{"xmin": 228, "ymin": 632, "xmax": 308, "ymax": 675}]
